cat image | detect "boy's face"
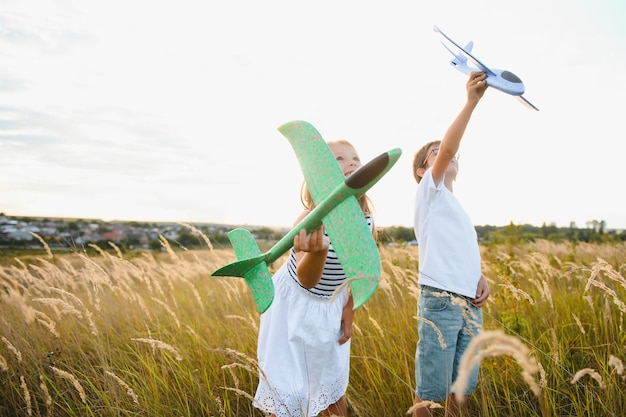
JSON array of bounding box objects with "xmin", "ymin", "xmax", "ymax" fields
[
  {"xmin": 419, "ymin": 145, "xmax": 460, "ymax": 181},
  {"xmin": 422, "ymin": 145, "xmax": 439, "ymax": 169}
]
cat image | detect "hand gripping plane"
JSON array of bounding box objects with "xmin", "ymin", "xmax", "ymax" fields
[
  {"xmin": 434, "ymin": 25, "xmax": 539, "ymax": 111},
  {"xmin": 212, "ymin": 120, "xmax": 402, "ymax": 312}
]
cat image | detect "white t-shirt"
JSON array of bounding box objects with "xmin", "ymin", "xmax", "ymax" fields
[{"xmin": 413, "ymin": 169, "xmax": 481, "ymax": 298}]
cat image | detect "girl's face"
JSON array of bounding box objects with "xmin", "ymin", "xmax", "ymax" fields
[{"xmin": 330, "ymin": 142, "xmax": 361, "ymax": 177}]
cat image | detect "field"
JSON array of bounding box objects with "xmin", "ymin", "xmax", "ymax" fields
[{"xmin": 1, "ymin": 237, "xmax": 625, "ymax": 416}]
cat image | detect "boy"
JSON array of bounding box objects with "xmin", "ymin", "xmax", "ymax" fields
[{"xmin": 411, "ymin": 72, "xmax": 490, "ymax": 417}]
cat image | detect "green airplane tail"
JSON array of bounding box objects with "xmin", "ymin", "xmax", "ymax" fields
[{"xmin": 213, "ymin": 228, "xmax": 274, "ymax": 313}]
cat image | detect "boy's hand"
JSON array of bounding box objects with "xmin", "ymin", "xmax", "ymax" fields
[
  {"xmin": 471, "ymin": 274, "xmax": 490, "ymax": 308},
  {"xmin": 467, "ymin": 71, "xmax": 488, "ymax": 103}
]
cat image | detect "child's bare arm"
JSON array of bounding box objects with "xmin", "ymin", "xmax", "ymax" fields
[
  {"xmin": 432, "ymin": 72, "xmax": 488, "ymax": 183},
  {"xmin": 293, "ymin": 211, "xmax": 329, "ymax": 288}
]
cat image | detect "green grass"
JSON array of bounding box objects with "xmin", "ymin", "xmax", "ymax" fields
[{"xmin": 1, "ymin": 239, "xmax": 625, "ymax": 416}]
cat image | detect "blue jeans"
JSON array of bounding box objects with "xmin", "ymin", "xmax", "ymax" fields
[{"xmin": 415, "ymin": 285, "xmax": 483, "ymax": 401}]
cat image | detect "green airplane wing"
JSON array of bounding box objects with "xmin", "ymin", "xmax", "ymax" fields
[
  {"xmin": 277, "ymin": 120, "xmax": 381, "ymax": 308},
  {"xmin": 322, "ymin": 199, "xmax": 380, "ymax": 308},
  {"xmin": 277, "ymin": 120, "xmax": 343, "ymax": 204}
]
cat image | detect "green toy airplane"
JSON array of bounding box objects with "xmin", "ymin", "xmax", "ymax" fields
[{"xmin": 211, "ymin": 120, "xmax": 402, "ymax": 313}]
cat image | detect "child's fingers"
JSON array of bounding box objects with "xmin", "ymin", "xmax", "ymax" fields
[
  {"xmin": 294, "ymin": 227, "xmax": 328, "ymax": 252},
  {"xmin": 312, "ymin": 227, "xmax": 327, "ymax": 249},
  {"xmin": 308, "ymin": 228, "xmax": 320, "ymax": 249},
  {"xmin": 471, "ymin": 290, "xmax": 488, "ymax": 308},
  {"xmin": 293, "ymin": 228, "xmax": 306, "ymax": 252}
]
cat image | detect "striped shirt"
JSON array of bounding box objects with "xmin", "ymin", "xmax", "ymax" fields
[{"xmin": 287, "ymin": 214, "xmax": 374, "ymax": 297}]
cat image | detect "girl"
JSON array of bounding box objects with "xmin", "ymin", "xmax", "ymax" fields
[{"xmin": 254, "ymin": 140, "xmax": 376, "ymax": 417}]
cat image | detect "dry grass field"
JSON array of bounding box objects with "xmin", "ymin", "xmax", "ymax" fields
[{"xmin": 1, "ymin": 236, "xmax": 625, "ymax": 416}]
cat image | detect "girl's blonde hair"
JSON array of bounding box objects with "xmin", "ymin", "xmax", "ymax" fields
[{"xmin": 299, "ymin": 140, "xmax": 377, "ymax": 238}]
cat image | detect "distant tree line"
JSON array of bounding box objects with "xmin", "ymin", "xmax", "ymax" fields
[
  {"xmin": 0, "ymin": 214, "xmax": 290, "ymax": 255},
  {"xmin": 378, "ymin": 221, "xmax": 626, "ymax": 245},
  {"xmin": 2, "ymin": 212, "xmax": 624, "ymax": 256}
]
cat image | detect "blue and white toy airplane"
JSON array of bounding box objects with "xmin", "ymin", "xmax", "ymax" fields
[
  {"xmin": 212, "ymin": 120, "xmax": 402, "ymax": 312},
  {"xmin": 434, "ymin": 25, "xmax": 539, "ymax": 111}
]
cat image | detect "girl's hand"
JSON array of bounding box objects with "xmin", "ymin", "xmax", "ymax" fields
[
  {"xmin": 339, "ymin": 293, "xmax": 354, "ymax": 345},
  {"xmin": 471, "ymin": 274, "xmax": 490, "ymax": 308},
  {"xmin": 293, "ymin": 227, "xmax": 329, "ymax": 253},
  {"xmin": 293, "ymin": 225, "xmax": 330, "ymax": 288}
]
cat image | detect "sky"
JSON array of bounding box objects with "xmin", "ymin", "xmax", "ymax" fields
[{"xmin": 1, "ymin": 0, "xmax": 625, "ymax": 230}]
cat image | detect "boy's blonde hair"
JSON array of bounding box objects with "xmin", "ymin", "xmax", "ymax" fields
[{"xmin": 412, "ymin": 140, "xmax": 441, "ymax": 184}]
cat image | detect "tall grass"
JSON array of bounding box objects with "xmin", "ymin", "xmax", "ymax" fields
[{"xmin": 1, "ymin": 237, "xmax": 625, "ymax": 416}]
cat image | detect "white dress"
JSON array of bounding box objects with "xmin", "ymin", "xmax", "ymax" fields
[{"xmin": 253, "ymin": 243, "xmax": 354, "ymax": 416}]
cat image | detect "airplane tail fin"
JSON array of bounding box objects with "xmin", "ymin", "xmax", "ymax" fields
[
  {"xmin": 211, "ymin": 228, "xmax": 274, "ymax": 312},
  {"xmin": 441, "ymin": 41, "xmax": 468, "ymax": 69}
]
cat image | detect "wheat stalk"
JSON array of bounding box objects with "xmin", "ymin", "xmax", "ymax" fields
[
  {"xmin": 39, "ymin": 373, "xmax": 52, "ymax": 408},
  {"xmin": 151, "ymin": 297, "xmax": 181, "ymax": 328},
  {"xmin": 406, "ymin": 400, "xmax": 444, "ymax": 414},
  {"xmin": 0, "ymin": 354, "xmax": 8, "ymax": 372},
  {"xmin": 32, "ymin": 297, "xmax": 84, "ymax": 320},
  {"xmin": 29, "ymin": 232, "xmax": 53, "ymax": 259},
  {"xmin": 105, "ymin": 370, "xmax": 140, "ymax": 405},
  {"xmin": 415, "ymin": 316, "xmax": 446, "ymax": 349},
  {"xmin": 20, "ymin": 375, "xmax": 32, "ymax": 416},
  {"xmin": 131, "ymin": 337, "xmax": 183, "ymax": 361},
  {"xmin": 572, "ymin": 313, "xmax": 586, "ymax": 335},
  {"xmin": 451, "ymin": 330, "xmax": 541, "ymax": 403},
  {"xmin": 609, "ymin": 355, "xmax": 624, "ymax": 378},
  {"xmin": 179, "ymin": 222, "xmax": 214, "ymax": 250},
  {"xmin": 2, "ymin": 288, "xmax": 37, "ymax": 324},
  {"xmin": 1, "ymin": 336, "xmax": 22, "ymax": 362},
  {"xmin": 499, "ymin": 278, "xmax": 535, "ymax": 304},
  {"xmin": 50, "ymin": 366, "xmax": 87, "ymax": 403},
  {"xmin": 571, "ymin": 368, "xmax": 605, "ymax": 388},
  {"xmin": 225, "ymin": 315, "xmax": 258, "ymax": 332},
  {"xmin": 34, "ymin": 310, "xmax": 60, "ymax": 338}
]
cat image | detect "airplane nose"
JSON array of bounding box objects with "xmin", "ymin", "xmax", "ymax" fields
[{"xmin": 345, "ymin": 152, "xmax": 390, "ymax": 189}]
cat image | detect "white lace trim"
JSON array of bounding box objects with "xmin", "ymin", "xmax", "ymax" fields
[{"xmin": 254, "ymin": 377, "xmax": 347, "ymax": 417}]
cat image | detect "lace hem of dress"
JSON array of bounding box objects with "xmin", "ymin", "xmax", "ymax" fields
[{"xmin": 254, "ymin": 378, "xmax": 346, "ymax": 417}]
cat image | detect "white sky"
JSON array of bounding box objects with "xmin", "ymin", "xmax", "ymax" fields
[{"xmin": 1, "ymin": 0, "xmax": 625, "ymax": 229}]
